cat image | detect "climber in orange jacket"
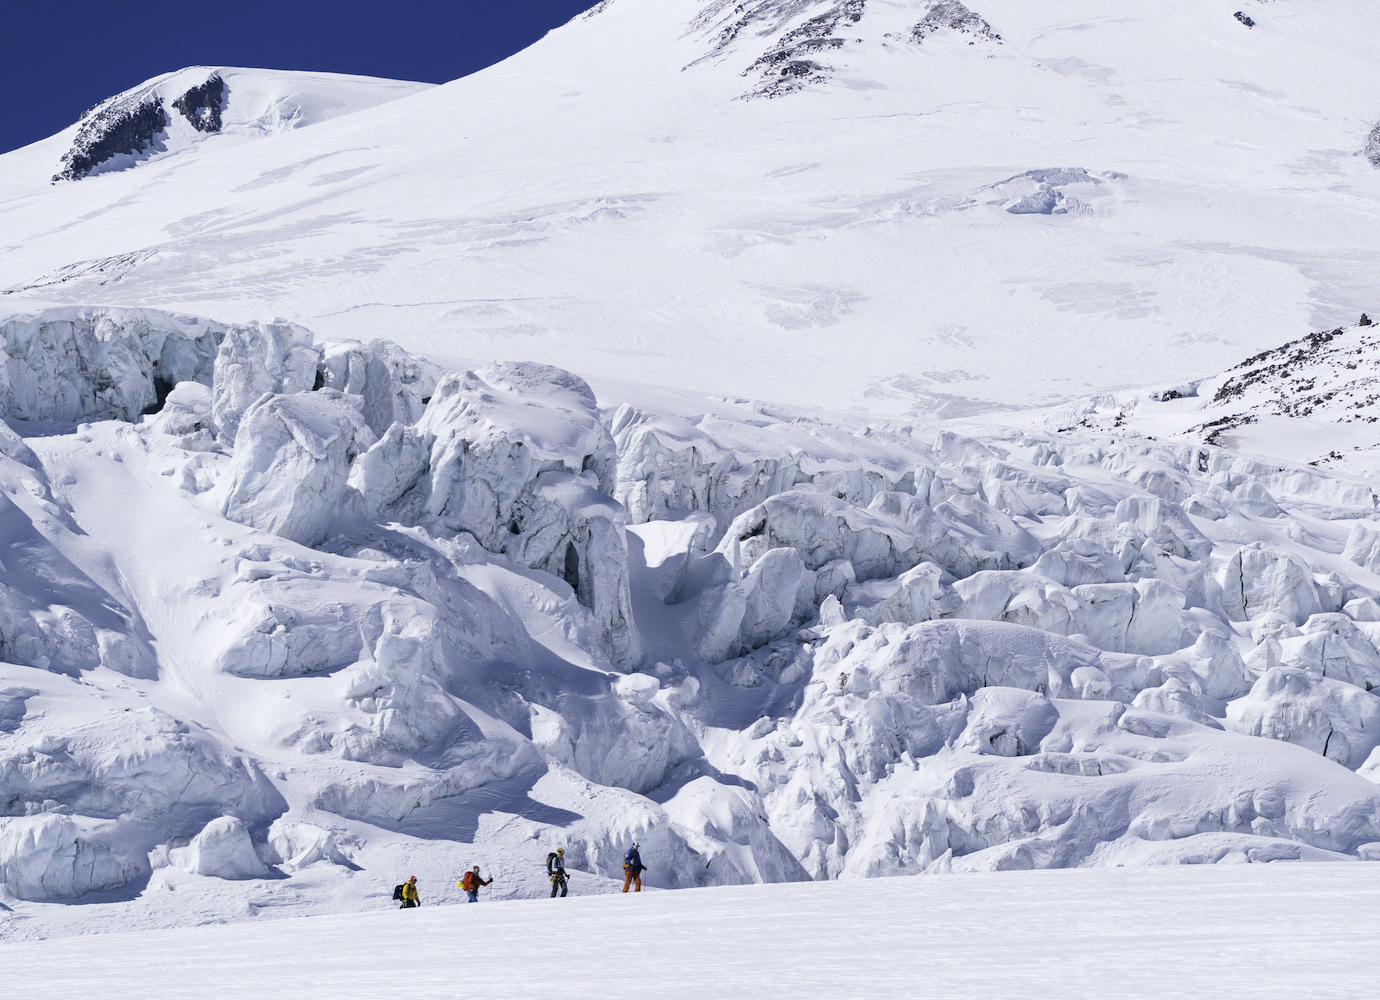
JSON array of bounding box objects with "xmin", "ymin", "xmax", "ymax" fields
[{"xmin": 460, "ymin": 865, "xmax": 492, "ymax": 902}]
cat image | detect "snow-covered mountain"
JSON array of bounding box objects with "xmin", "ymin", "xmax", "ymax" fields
[
  {"xmin": 1, "ymin": 0, "xmax": 1378, "ymax": 417},
  {"xmin": 4, "ymin": 0, "xmax": 1380, "ymax": 941},
  {"xmin": 12, "ymin": 67, "xmax": 430, "ymax": 186}
]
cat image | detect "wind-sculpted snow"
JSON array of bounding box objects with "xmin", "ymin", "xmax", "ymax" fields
[
  {"xmin": 986, "ymin": 168, "xmax": 1112, "ymax": 216},
  {"xmin": 9, "ymin": 306, "xmax": 1380, "ymax": 931}
]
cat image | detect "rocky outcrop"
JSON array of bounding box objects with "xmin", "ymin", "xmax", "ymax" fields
[
  {"xmin": 172, "ymin": 75, "xmax": 225, "ymax": 132},
  {"xmin": 909, "ymin": 1, "xmax": 1001, "ymax": 44},
  {"xmin": 742, "ymin": 0, "xmax": 866, "ymax": 98},
  {"xmin": 54, "ymin": 70, "xmax": 226, "ymax": 181},
  {"xmin": 54, "ymin": 99, "xmax": 168, "ymax": 181}
]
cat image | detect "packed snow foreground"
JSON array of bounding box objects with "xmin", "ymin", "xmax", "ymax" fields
[
  {"xmin": 6, "ymin": 865, "xmax": 1380, "ymax": 1000},
  {"xmin": 5, "ymin": 305, "xmax": 1380, "ymax": 935}
]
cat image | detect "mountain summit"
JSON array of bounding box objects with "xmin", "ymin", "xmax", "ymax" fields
[{"xmin": 49, "ymin": 66, "xmax": 430, "ymax": 181}]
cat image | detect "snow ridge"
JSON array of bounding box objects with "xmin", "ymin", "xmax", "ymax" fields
[{"xmin": 49, "ymin": 67, "xmax": 430, "ymax": 182}]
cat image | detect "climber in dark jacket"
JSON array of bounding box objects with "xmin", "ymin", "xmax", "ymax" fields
[{"xmin": 622, "ymin": 844, "xmax": 646, "ymax": 893}]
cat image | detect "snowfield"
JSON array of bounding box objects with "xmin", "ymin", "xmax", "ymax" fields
[
  {"xmin": 2, "ymin": 0, "xmax": 1380, "ymax": 966},
  {"xmin": 5, "ymin": 864, "xmax": 1380, "ymax": 999},
  {"xmin": 1, "ymin": 0, "xmax": 1378, "ymax": 417}
]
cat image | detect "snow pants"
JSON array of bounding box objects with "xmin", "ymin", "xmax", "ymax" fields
[
  {"xmin": 622, "ymin": 869, "xmax": 642, "ymax": 893},
  {"xmin": 466, "ymin": 890, "xmax": 479, "ymax": 903},
  {"xmin": 551, "ymin": 875, "xmax": 568, "ymax": 898}
]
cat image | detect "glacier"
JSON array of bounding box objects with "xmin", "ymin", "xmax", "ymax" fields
[
  {"xmin": 1, "ymin": 0, "xmax": 1380, "ymax": 953},
  {"xmin": 3, "ymin": 302, "xmax": 1380, "ymax": 938}
]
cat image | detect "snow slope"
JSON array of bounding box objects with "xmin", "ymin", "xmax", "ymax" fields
[
  {"xmin": 4, "ymin": 864, "xmax": 1378, "ymax": 999},
  {"xmin": 1017, "ymin": 317, "xmax": 1380, "ymax": 476},
  {"xmin": 0, "ymin": 0, "xmax": 1378, "ymax": 416}
]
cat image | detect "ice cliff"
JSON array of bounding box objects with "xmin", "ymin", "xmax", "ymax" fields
[{"xmin": 5, "ymin": 305, "xmax": 1380, "ymax": 928}]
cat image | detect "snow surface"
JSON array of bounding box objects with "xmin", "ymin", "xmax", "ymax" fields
[
  {"xmin": 4, "ymin": 865, "xmax": 1379, "ymax": 999},
  {"xmin": 0, "ymin": 1, "xmax": 1378, "ymax": 416},
  {"xmin": 4, "ymin": 0, "xmax": 1380, "ymax": 954}
]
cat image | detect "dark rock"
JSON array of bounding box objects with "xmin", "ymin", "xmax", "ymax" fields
[
  {"xmin": 714, "ymin": 0, "xmax": 866, "ymax": 99},
  {"xmin": 172, "ymin": 75, "xmax": 225, "ymax": 133},
  {"xmin": 1361, "ymin": 314, "xmax": 1373, "ymax": 327},
  {"xmin": 1366, "ymin": 125, "xmax": 1380, "ymax": 169},
  {"xmin": 911, "ymin": 1, "xmax": 1001, "ymax": 44},
  {"xmin": 1234, "ymin": 11, "xmax": 1255, "ymax": 28},
  {"xmin": 53, "ymin": 99, "xmax": 169, "ymax": 182}
]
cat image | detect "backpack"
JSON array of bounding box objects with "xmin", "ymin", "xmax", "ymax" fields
[
  {"xmin": 546, "ymin": 852, "xmax": 558, "ymax": 875},
  {"xmin": 461, "ymin": 871, "xmax": 477, "ymax": 892},
  {"xmin": 392, "ymin": 884, "xmax": 405, "ymax": 901}
]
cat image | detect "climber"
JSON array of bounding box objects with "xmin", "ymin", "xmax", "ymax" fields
[
  {"xmin": 396, "ymin": 875, "xmax": 420, "ymax": 908},
  {"xmin": 460, "ymin": 865, "xmax": 492, "ymax": 902},
  {"xmin": 547, "ymin": 847, "xmax": 569, "ymax": 898},
  {"xmin": 622, "ymin": 843, "xmax": 646, "ymax": 893}
]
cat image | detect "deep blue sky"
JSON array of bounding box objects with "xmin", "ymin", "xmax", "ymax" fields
[{"xmin": 1, "ymin": 0, "xmax": 598, "ymax": 154}]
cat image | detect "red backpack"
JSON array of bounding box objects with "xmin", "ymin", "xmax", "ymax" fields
[{"xmin": 461, "ymin": 871, "xmax": 477, "ymax": 891}]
